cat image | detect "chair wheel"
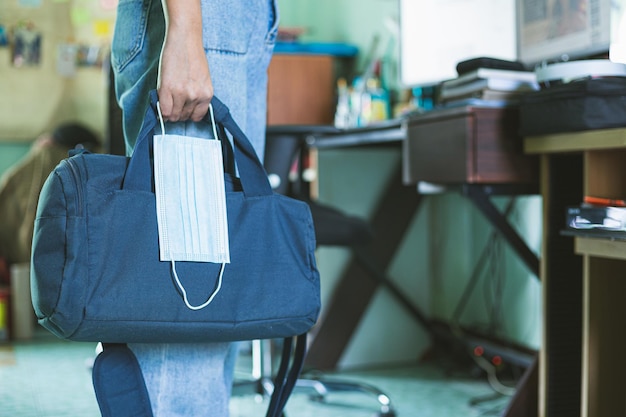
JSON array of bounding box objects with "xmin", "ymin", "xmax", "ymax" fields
[{"xmin": 308, "ymin": 393, "xmax": 325, "ymax": 402}]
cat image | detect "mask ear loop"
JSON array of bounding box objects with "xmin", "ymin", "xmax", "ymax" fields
[
  {"xmin": 208, "ymin": 103, "xmax": 219, "ymax": 140},
  {"xmin": 156, "ymin": 101, "xmax": 167, "ymax": 136},
  {"xmin": 172, "ymin": 261, "xmax": 226, "ymax": 311},
  {"xmin": 156, "ymin": 100, "xmax": 227, "ymax": 311}
]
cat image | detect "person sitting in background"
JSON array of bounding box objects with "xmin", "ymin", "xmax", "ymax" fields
[{"xmin": 0, "ymin": 122, "xmax": 100, "ymax": 270}]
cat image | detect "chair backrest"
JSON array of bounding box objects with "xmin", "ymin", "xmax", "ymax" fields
[
  {"xmin": 264, "ymin": 125, "xmax": 341, "ymax": 197},
  {"xmin": 263, "ymin": 126, "xmax": 373, "ymax": 246},
  {"xmin": 263, "ymin": 131, "xmax": 303, "ymax": 196}
]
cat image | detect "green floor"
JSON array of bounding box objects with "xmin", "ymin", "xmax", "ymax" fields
[{"xmin": 0, "ymin": 331, "xmax": 513, "ymax": 417}]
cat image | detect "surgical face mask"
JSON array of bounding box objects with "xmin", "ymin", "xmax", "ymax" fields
[{"xmin": 153, "ymin": 103, "xmax": 229, "ymax": 310}]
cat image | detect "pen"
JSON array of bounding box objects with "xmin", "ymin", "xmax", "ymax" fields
[{"xmin": 584, "ymin": 196, "xmax": 626, "ymax": 207}]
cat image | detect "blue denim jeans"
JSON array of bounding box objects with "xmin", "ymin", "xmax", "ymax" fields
[
  {"xmin": 112, "ymin": 0, "xmax": 278, "ymax": 160},
  {"xmin": 111, "ymin": 1, "xmax": 278, "ymax": 416}
]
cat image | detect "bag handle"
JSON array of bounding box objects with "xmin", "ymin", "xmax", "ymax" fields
[{"xmin": 123, "ymin": 90, "xmax": 272, "ymax": 197}]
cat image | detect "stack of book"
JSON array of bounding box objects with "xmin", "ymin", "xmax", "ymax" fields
[
  {"xmin": 564, "ymin": 195, "xmax": 626, "ymax": 239},
  {"xmin": 439, "ymin": 68, "xmax": 539, "ymax": 106}
]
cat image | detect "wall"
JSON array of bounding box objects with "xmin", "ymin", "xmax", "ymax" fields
[
  {"xmin": 0, "ymin": 0, "xmax": 115, "ymax": 144},
  {"xmin": 277, "ymin": 0, "xmax": 401, "ymax": 92},
  {"xmin": 278, "ymin": 0, "xmax": 542, "ymax": 369}
]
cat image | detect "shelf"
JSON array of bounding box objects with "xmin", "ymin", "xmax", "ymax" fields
[
  {"xmin": 524, "ymin": 128, "xmax": 626, "ymax": 154},
  {"xmin": 526, "ymin": 112, "xmax": 626, "ymax": 417},
  {"xmin": 574, "ymin": 236, "xmax": 626, "ymax": 261}
]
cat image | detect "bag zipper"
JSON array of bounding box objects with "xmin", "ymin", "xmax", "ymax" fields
[{"xmin": 64, "ymin": 157, "xmax": 84, "ymax": 217}]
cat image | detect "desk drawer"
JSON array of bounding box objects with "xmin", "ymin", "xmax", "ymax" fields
[{"xmin": 402, "ymin": 106, "xmax": 538, "ymax": 185}]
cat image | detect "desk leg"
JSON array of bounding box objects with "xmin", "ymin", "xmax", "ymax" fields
[
  {"xmin": 460, "ymin": 185, "xmax": 541, "ymax": 417},
  {"xmin": 461, "ymin": 185, "xmax": 540, "ymax": 278},
  {"xmin": 305, "ymin": 166, "xmax": 423, "ymax": 370},
  {"xmin": 501, "ymin": 356, "xmax": 538, "ymax": 417}
]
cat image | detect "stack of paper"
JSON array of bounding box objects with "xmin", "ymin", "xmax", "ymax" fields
[{"xmin": 440, "ymin": 68, "xmax": 539, "ymax": 105}]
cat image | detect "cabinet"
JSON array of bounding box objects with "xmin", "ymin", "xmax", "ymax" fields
[
  {"xmin": 525, "ymin": 128, "xmax": 626, "ymax": 417},
  {"xmin": 267, "ymin": 54, "xmax": 335, "ymax": 125},
  {"xmin": 403, "ymin": 105, "xmax": 537, "ymax": 185}
]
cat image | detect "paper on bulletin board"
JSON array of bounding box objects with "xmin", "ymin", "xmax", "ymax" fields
[
  {"xmin": 100, "ymin": 0, "xmax": 118, "ymax": 10},
  {"xmin": 12, "ymin": 23, "xmax": 42, "ymax": 67},
  {"xmin": 0, "ymin": 25, "xmax": 8, "ymax": 46},
  {"xmin": 57, "ymin": 43, "xmax": 77, "ymax": 77},
  {"xmin": 71, "ymin": 6, "xmax": 91, "ymax": 26},
  {"xmin": 93, "ymin": 19, "xmax": 112, "ymax": 37}
]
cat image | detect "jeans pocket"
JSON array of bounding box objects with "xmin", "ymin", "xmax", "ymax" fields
[
  {"xmin": 200, "ymin": 1, "xmax": 264, "ymax": 54},
  {"xmin": 111, "ymin": 0, "xmax": 153, "ymax": 72}
]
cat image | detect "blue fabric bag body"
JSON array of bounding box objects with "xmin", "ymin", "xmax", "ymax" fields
[{"xmin": 30, "ymin": 94, "xmax": 321, "ymax": 343}]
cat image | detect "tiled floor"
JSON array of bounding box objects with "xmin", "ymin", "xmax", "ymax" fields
[{"xmin": 0, "ymin": 330, "xmax": 514, "ymax": 417}]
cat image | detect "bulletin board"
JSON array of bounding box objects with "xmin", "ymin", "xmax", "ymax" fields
[{"xmin": 0, "ymin": 0, "xmax": 116, "ymax": 142}]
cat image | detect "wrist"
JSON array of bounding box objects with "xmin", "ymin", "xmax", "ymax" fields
[{"xmin": 162, "ymin": 0, "xmax": 202, "ymax": 33}]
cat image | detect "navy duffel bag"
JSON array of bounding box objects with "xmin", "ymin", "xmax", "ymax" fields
[{"xmin": 30, "ymin": 92, "xmax": 321, "ymax": 344}]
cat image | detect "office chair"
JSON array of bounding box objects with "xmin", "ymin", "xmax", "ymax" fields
[{"xmin": 233, "ymin": 125, "xmax": 395, "ymax": 417}]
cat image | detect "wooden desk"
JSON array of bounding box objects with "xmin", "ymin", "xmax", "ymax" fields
[
  {"xmin": 404, "ymin": 105, "xmax": 540, "ymax": 277},
  {"xmin": 404, "ymin": 105, "xmax": 540, "ymax": 417},
  {"xmin": 525, "ymin": 128, "xmax": 626, "ymax": 417},
  {"xmin": 403, "ymin": 105, "xmax": 537, "ymax": 185},
  {"xmin": 304, "ymin": 108, "xmax": 541, "ymax": 395}
]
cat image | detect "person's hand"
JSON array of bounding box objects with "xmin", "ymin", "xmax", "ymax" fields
[{"xmin": 157, "ymin": 0, "xmax": 213, "ymax": 122}]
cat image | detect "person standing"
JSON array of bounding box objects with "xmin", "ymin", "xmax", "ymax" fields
[
  {"xmin": 109, "ymin": 0, "xmax": 278, "ymax": 415},
  {"xmin": 0, "ymin": 123, "xmax": 100, "ymax": 267}
]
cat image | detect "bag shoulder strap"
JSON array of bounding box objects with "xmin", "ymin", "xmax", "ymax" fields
[
  {"xmin": 92, "ymin": 343, "xmax": 154, "ymax": 417},
  {"xmin": 266, "ymin": 334, "xmax": 308, "ymax": 417},
  {"xmin": 92, "ymin": 334, "xmax": 308, "ymax": 417}
]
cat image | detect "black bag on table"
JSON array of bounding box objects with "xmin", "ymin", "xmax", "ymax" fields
[{"xmin": 519, "ymin": 77, "xmax": 626, "ymax": 136}]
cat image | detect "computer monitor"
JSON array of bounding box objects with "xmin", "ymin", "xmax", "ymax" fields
[
  {"xmin": 398, "ymin": 0, "xmax": 626, "ymax": 88},
  {"xmin": 399, "ymin": 0, "xmax": 517, "ymax": 88},
  {"xmin": 516, "ymin": 0, "xmax": 626, "ymax": 67}
]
